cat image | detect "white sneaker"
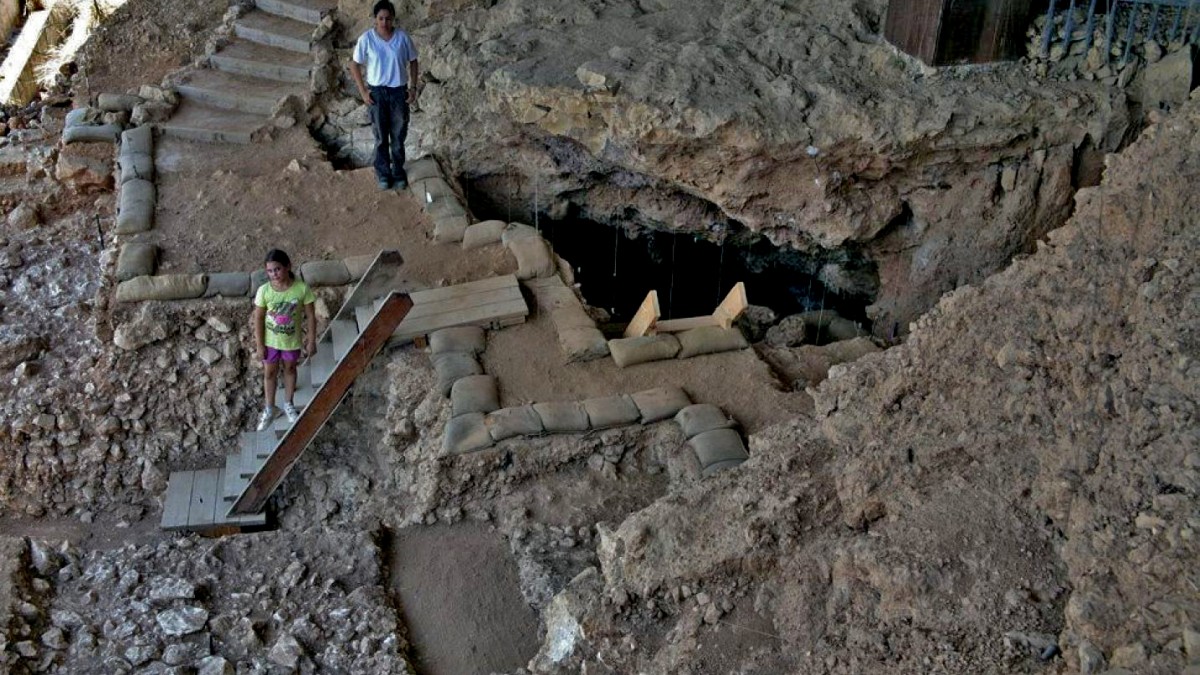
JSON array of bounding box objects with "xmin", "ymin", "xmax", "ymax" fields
[
  {"xmin": 256, "ymin": 406, "xmax": 278, "ymax": 432},
  {"xmin": 282, "ymin": 402, "xmax": 300, "ymax": 424}
]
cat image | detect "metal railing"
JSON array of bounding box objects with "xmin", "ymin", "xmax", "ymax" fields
[{"xmin": 1040, "ymin": 0, "xmax": 1200, "ymax": 65}]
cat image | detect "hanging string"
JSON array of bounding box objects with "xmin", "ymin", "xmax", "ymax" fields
[
  {"xmin": 716, "ymin": 238, "xmax": 725, "ymax": 306},
  {"xmin": 817, "ymin": 283, "xmax": 828, "ymax": 343},
  {"xmin": 534, "ymin": 173, "xmax": 540, "ymax": 235},
  {"xmin": 611, "ymin": 226, "xmax": 619, "ymax": 315},
  {"xmin": 667, "ymin": 231, "xmax": 678, "ymax": 319}
]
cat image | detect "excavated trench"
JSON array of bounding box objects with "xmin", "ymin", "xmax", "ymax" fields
[{"xmin": 465, "ymin": 187, "xmax": 878, "ymax": 333}]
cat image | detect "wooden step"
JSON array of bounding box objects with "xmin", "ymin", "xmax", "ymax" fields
[
  {"xmin": 331, "ymin": 318, "xmax": 359, "ymax": 361},
  {"xmin": 234, "ymin": 11, "xmax": 314, "ymax": 53},
  {"xmin": 354, "ymin": 301, "xmax": 380, "ymax": 333},
  {"xmin": 389, "ymin": 275, "xmax": 527, "ymax": 343},
  {"xmin": 239, "ymin": 430, "xmax": 277, "ymax": 461},
  {"xmin": 161, "ymin": 468, "xmax": 268, "ymax": 532},
  {"xmin": 310, "ymin": 337, "xmax": 336, "ymax": 386},
  {"xmin": 255, "ymin": 0, "xmax": 333, "ymax": 25},
  {"xmin": 209, "ymin": 38, "xmax": 312, "ymax": 83},
  {"xmin": 223, "ymin": 454, "xmax": 248, "ymax": 502}
]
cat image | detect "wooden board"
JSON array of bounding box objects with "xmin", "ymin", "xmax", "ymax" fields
[
  {"xmin": 409, "ymin": 275, "xmax": 516, "ymax": 304},
  {"xmin": 187, "ymin": 468, "xmax": 222, "ymax": 527},
  {"xmin": 624, "ymin": 290, "xmax": 660, "ymax": 338},
  {"xmin": 228, "ymin": 292, "xmax": 415, "ymax": 515},
  {"xmin": 333, "ymin": 250, "xmax": 406, "ymax": 323},
  {"xmin": 713, "ymin": 282, "xmax": 748, "ymax": 328},
  {"xmin": 331, "ymin": 319, "xmax": 359, "ymax": 361},
  {"xmin": 310, "ymin": 337, "xmax": 336, "ymax": 386},
  {"xmin": 161, "ymin": 470, "xmax": 196, "ymax": 530},
  {"xmin": 393, "ymin": 297, "xmax": 527, "ymax": 342}
]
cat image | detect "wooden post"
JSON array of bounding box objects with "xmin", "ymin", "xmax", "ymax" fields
[
  {"xmin": 624, "ymin": 290, "xmax": 660, "ymax": 337},
  {"xmin": 713, "ymin": 282, "xmax": 748, "ymax": 328},
  {"xmin": 228, "ymin": 292, "xmax": 414, "ymax": 515}
]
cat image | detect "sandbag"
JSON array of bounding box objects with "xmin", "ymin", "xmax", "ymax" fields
[
  {"xmin": 433, "ymin": 352, "xmax": 482, "ymax": 396},
  {"xmin": 115, "ymin": 179, "xmax": 156, "ymax": 234},
  {"xmin": 116, "ymin": 243, "xmax": 157, "ymax": 282},
  {"xmin": 451, "ymin": 375, "xmax": 500, "ymax": 417},
  {"xmin": 120, "ymin": 125, "xmax": 153, "ymax": 155},
  {"xmin": 462, "ymin": 220, "xmax": 506, "ymax": 250},
  {"xmin": 115, "ymin": 274, "xmax": 207, "ymax": 302},
  {"xmin": 485, "ymin": 405, "xmax": 544, "ymax": 441},
  {"xmin": 501, "ymin": 222, "xmax": 541, "ymax": 245},
  {"xmin": 675, "ymin": 326, "xmax": 748, "ymax": 359},
  {"xmin": 608, "ymin": 335, "xmax": 680, "ymax": 368},
  {"xmin": 533, "ymin": 401, "xmax": 589, "ymax": 433},
  {"xmin": 432, "ymin": 215, "xmax": 470, "ymax": 244},
  {"xmin": 63, "ymin": 124, "xmax": 122, "ymax": 144},
  {"xmin": 426, "ymin": 197, "xmax": 466, "ymax": 219},
  {"xmin": 99, "ymin": 93, "xmax": 143, "ymax": 112},
  {"xmin": 630, "ymin": 387, "xmax": 691, "ymax": 423},
  {"xmin": 117, "ymin": 153, "xmax": 154, "ymax": 185},
  {"xmin": 583, "ymin": 395, "xmax": 639, "ymax": 429},
  {"xmin": 204, "ymin": 272, "xmax": 251, "ymax": 298},
  {"xmin": 508, "ymin": 236, "xmax": 556, "ymax": 280},
  {"xmin": 249, "ymin": 268, "xmax": 268, "ymax": 292},
  {"xmin": 550, "ymin": 304, "xmax": 596, "ymax": 330},
  {"xmin": 688, "ymin": 428, "xmax": 749, "ymax": 476},
  {"xmin": 65, "ymin": 108, "xmax": 102, "ymax": 128},
  {"xmin": 430, "ymin": 326, "xmax": 486, "ymax": 355},
  {"xmin": 443, "ymin": 413, "xmax": 494, "ymax": 455},
  {"xmin": 404, "ymin": 156, "xmax": 442, "ymax": 183},
  {"xmin": 343, "ymin": 254, "xmax": 376, "ymax": 281},
  {"xmin": 411, "ymin": 176, "xmax": 456, "ymax": 203},
  {"xmin": 674, "ymin": 403, "xmax": 736, "ymax": 439},
  {"xmin": 558, "ymin": 327, "xmax": 609, "ymax": 363},
  {"xmin": 300, "ymin": 260, "xmax": 350, "ymax": 286}
]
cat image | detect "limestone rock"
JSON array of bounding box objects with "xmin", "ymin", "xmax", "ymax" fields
[
  {"xmin": 7, "ymin": 203, "xmax": 40, "ymax": 230},
  {"xmin": 156, "ymin": 606, "xmax": 208, "ymax": 636}
]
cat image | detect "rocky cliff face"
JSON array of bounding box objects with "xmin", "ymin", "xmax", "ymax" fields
[
  {"xmin": 552, "ymin": 92, "xmax": 1199, "ymax": 675},
  {"xmin": 332, "ymin": 0, "xmax": 1133, "ymax": 331}
]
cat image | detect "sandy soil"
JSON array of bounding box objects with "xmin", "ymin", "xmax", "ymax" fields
[
  {"xmin": 389, "ymin": 523, "xmax": 540, "ymax": 675},
  {"xmin": 483, "ymin": 305, "xmax": 812, "ymax": 434},
  {"xmin": 147, "ymin": 128, "xmax": 516, "ymax": 284}
]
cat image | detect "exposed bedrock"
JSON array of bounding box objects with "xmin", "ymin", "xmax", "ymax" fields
[{"xmin": 331, "ymin": 0, "xmax": 1136, "ymax": 332}]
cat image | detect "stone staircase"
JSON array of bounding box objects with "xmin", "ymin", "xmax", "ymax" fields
[
  {"xmin": 160, "ymin": 253, "xmax": 531, "ymax": 534},
  {"xmin": 158, "ymin": 0, "xmax": 333, "ymax": 144}
]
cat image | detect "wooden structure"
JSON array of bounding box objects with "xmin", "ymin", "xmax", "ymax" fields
[
  {"xmin": 161, "ymin": 253, "xmax": 529, "ymax": 534},
  {"xmin": 623, "ymin": 282, "xmax": 748, "ymax": 337},
  {"xmin": 884, "ymin": 0, "xmax": 1037, "ymax": 66}
]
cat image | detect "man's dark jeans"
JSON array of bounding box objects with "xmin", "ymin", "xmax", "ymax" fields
[{"xmin": 368, "ymin": 85, "xmax": 409, "ymax": 185}]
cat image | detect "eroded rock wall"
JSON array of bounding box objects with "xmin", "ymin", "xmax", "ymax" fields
[
  {"xmin": 545, "ymin": 91, "xmax": 1200, "ymax": 674},
  {"xmin": 326, "ymin": 0, "xmax": 1133, "ymax": 331}
]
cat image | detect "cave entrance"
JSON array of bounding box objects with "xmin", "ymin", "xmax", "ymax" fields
[{"xmin": 531, "ymin": 215, "xmax": 873, "ymax": 332}]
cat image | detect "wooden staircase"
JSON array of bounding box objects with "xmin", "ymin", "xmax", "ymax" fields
[{"xmin": 159, "ymin": 252, "xmax": 530, "ymax": 534}]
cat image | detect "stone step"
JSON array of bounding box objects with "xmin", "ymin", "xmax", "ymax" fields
[
  {"xmin": 209, "ymin": 38, "xmax": 312, "ymax": 83},
  {"xmin": 234, "ymin": 11, "xmax": 314, "ymax": 53},
  {"xmin": 175, "ymin": 68, "xmax": 300, "ymax": 116},
  {"xmin": 161, "ymin": 468, "xmax": 268, "ymax": 532},
  {"xmin": 157, "ymin": 100, "xmax": 267, "ymax": 144},
  {"xmin": 255, "ymin": 0, "xmax": 334, "ymax": 25}
]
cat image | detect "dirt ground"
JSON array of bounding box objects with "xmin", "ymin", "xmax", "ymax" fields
[
  {"xmin": 149, "ymin": 129, "xmax": 515, "ymax": 283},
  {"xmin": 389, "ymin": 523, "xmax": 540, "ymax": 675}
]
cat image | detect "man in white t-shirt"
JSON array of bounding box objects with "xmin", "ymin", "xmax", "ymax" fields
[{"xmin": 349, "ymin": 0, "xmax": 419, "ymax": 190}]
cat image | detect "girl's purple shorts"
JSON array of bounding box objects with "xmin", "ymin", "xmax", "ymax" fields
[{"xmin": 263, "ymin": 348, "xmax": 301, "ymax": 363}]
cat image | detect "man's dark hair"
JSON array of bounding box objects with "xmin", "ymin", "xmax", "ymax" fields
[{"xmin": 372, "ymin": 0, "xmax": 396, "ymax": 17}]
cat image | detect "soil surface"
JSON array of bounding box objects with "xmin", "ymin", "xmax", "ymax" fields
[{"xmin": 389, "ymin": 523, "xmax": 540, "ymax": 675}]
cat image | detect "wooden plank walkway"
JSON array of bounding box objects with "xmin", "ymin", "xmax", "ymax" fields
[{"xmin": 159, "ymin": 257, "xmax": 529, "ymax": 534}]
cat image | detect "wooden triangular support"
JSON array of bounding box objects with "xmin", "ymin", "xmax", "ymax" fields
[
  {"xmin": 624, "ymin": 282, "xmax": 748, "ymax": 336},
  {"xmin": 227, "ymin": 291, "xmax": 414, "ymax": 516}
]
